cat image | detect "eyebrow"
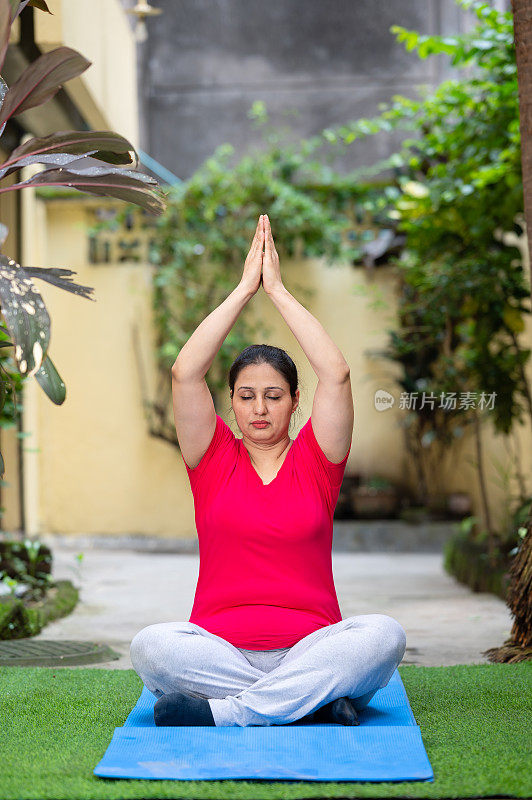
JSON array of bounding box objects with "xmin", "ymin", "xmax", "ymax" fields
[{"xmin": 237, "ymin": 386, "xmax": 285, "ymax": 391}]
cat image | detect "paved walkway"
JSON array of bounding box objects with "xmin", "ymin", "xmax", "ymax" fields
[{"xmin": 32, "ymin": 539, "xmax": 512, "ymax": 669}]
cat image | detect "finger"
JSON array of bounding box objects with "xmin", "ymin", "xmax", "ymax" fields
[
  {"xmin": 252, "ymin": 215, "xmax": 261, "ymax": 242},
  {"xmin": 264, "ymin": 215, "xmax": 271, "ymax": 253},
  {"xmin": 266, "ymin": 216, "xmax": 278, "ymax": 256},
  {"xmin": 256, "ymin": 222, "xmax": 266, "ymax": 253},
  {"xmin": 266, "ymin": 214, "xmax": 274, "ymax": 245},
  {"xmin": 250, "ymin": 216, "xmax": 263, "ymax": 252},
  {"xmin": 258, "ymin": 216, "xmax": 265, "ymax": 248}
]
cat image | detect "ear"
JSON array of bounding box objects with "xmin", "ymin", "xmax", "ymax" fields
[{"xmin": 292, "ymin": 388, "xmax": 300, "ymax": 412}]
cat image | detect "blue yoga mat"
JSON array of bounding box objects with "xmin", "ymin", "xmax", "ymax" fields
[{"xmin": 94, "ymin": 669, "xmax": 434, "ymax": 782}]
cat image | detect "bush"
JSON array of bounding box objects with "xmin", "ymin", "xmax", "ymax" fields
[
  {"xmin": 443, "ymin": 530, "xmax": 512, "ymax": 599},
  {"xmin": 0, "ymin": 579, "xmax": 79, "ymax": 640}
]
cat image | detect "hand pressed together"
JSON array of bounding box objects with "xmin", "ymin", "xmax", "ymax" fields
[
  {"xmin": 239, "ymin": 213, "xmax": 284, "ymax": 297},
  {"xmin": 261, "ymin": 213, "xmax": 284, "ymax": 296}
]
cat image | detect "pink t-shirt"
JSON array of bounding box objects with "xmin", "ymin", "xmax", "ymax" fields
[{"xmin": 181, "ymin": 413, "xmax": 352, "ymax": 649}]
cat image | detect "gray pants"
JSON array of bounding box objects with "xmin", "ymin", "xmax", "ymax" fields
[{"xmin": 130, "ymin": 613, "xmax": 407, "ymax": 727}]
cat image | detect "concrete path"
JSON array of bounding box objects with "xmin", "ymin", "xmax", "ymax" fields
[{"xmin": 33, "ymin": 539, "xmax": 512, "ymax": 669}]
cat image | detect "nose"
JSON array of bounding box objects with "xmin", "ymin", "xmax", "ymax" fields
[{"xmin": 253, "ymin": 396, "xmax": 267, "ymax": 414}]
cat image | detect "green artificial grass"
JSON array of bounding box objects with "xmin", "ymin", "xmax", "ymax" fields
[{"xmin": 0, "ymin": 663, "xmax": 530, "ymax": 799}]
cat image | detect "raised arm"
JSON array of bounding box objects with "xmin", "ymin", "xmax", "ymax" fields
[
  {"xmin": 171, "ymin": 215, "xmax": 265, "ymax": 468},
  {"xmin": 261, "ymin": 214, "xmax": 353, "ymax": 463}
]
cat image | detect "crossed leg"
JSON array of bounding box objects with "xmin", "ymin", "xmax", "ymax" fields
[
  {"xmin": 130, "ymin": 614, "xmax": 407, "ymax": 727},
  {"xmin": 130, "ymin": 619, "xmax": 267, "ymax": 700}
]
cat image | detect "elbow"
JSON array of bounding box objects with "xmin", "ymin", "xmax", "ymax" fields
[
  {"xmin": 171, "ymin": 359, "xmax": 202, "ymax": 383},
  {"xmin": 323, "ymin": 364, "xmax": 350, "ymax": 385},
  {"xmin": 171, "ymin": 360, "xmax": 186, "ymax": 379},
  {"xmin": 338, "ymin": 364, "xmax": 351, "ymax": 383}
]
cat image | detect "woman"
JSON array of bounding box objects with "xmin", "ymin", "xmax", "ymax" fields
[{"xmin": 130, "ymin": 214, "xmax": 406, "ymax": 728}]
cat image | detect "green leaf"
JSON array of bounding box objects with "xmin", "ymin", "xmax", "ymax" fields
[
  {"xmin": 21, "ymin": 266, "xmax": 95, "ymax": 300},
  {"xmin": 0, "ymin": 254, "xmax": 50, "ymax": 376},
  {"xmin": 33, "ymin": 353, "xmax": 66, "ymax": 405}
]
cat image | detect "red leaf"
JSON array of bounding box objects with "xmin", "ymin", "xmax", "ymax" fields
[
  {"xmin": 0, "ymin": 46, "xmax": 91, "ymax": 126},
  {"xmin": 12, "ymin": 166, "xmax": 167, "ymax": 215}
]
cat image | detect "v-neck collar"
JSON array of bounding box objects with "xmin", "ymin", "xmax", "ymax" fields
[{"xmin": 241, "ymin": 438, "xmax": 294, "ymax": 487}]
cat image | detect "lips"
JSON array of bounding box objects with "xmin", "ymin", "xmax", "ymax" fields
[{"xmin": 251, "ymin": 421, "xmax": 269, "ymax": 427}]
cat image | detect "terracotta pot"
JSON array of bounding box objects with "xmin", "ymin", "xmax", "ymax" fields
[
  {"xmin": 350, "ymin": 486, "xmax": 399, "ymax": 519},
  {"xmin": 446, "ymin": 491, "xmax": 472, "ymax": 518}
]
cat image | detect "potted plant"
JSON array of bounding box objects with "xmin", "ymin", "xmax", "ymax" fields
[
  {"xmin": 446, "ymin": 491, "xmax": 472, "ymax": 519},
  {"xmin": 334, "ymin": 473, "xmax": 360, "ymax": 519},
  {"xmin": 0, "ymin": 534, "xmax": 80, "ymax": 639},
  {"xmin": 350, "ymin": 476, "xmax": 399, "ymax": 519}
]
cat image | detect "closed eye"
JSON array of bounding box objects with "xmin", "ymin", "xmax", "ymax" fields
[{"xmin": 241, "ymin": 396, "xmax": 280, "ymax": 400}]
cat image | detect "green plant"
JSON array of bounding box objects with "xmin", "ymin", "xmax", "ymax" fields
[
  {"xmin": 0, "ymin": 536, "xmax": 54, "ymax": 601},
  {"xmin": 443, "ymin": 529, "xmax": 511, "ymax": 599},
  {"xmin": 445, "ymin": 502, "xmax": 529, "ymax": 601},
  {"xmin": 0, "ymin": 578, "xmax": 78, "ymax": 639},
  {"xmin": 89, "ymin": 107, "xmax": 377, "ymax": 444},
  {"xmin": 21, "ymin": 538, "xmax": 45, "ymax": 576},
  {"xmin": 0, "ymin": 573, "xmax": 19, "ymax": 596},
  {"xmin": 362, "ymin": 476, "xmax": 394, "ymax": 491},
  {"xmin": 68, "ymin": 552, "xmax": 84, "ymax": 588},
  {"xmin": 90, "ymin": 0, "xmax": 530, "ymax": 538},
  {"xmin": 511, "ymin": 497, "xmax": 532, "ymax": 530},
  {"xmin": 453, "ymin": 514, "xmax": 480, "ymax": 537},
  {"xmin": 0, "ymin": 0, "xmax": 166, "ymax": 478},
  {"xmin": 509, "ymin": 525, "xmax": 528, "ymax": 557},
  {"xmin": 316, "ymin": 1, "xmax": 530, "ymax": 548}
]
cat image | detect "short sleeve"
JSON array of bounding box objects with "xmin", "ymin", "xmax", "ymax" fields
[
  {"xmin": 181, "ymin": 414, "xmax": 236, "ymax": 488},
  {"xmin": 297, "ymin": 415, "xmax": 352, "ymax": 491}
]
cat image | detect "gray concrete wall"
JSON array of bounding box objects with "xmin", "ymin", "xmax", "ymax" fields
[{"xmin": 135, "ymin": 0, "xmax": 485, "ymax": 179}]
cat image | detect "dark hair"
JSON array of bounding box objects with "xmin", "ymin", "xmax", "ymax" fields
[{"xmin": 229, "ymin": 344, "xmax": 298, "ymax": 399}]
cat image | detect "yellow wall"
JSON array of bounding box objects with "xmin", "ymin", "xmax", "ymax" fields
[
  {"xmin": 3, "ymin": 2, "xmax": 530, "ymax": 541},
  {"xmin": 0, "ymin": 0, "xmax": 140, "ymax": 536},
  {"xmin": 0, "ymin": 147, "xmax": 22, "ymax": 533},
  {"xmin": 20, "ymin": 196, "xmax": 194, "ymax": 536},
  {"xmin": 34, "ymin": 0, "xmax": 139, "ymax": 146},
  {"xmin": 17, "ymin": 195, "xmax": 532, "ymax": 539}
]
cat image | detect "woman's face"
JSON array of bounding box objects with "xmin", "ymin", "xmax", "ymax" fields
[{"xmin": 231, "ymin": 362, "xmax": 299, "ymax": 441}]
